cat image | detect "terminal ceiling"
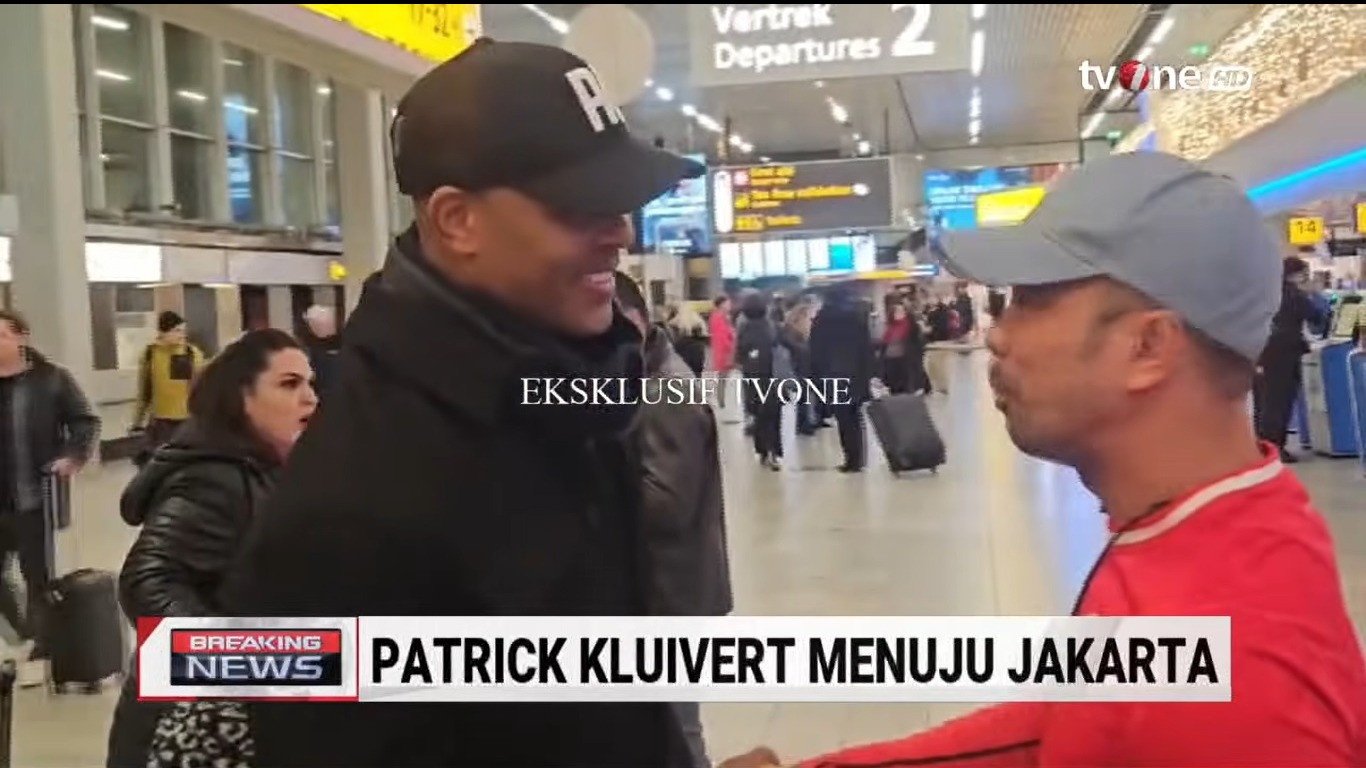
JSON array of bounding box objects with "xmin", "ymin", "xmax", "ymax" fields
[{"xmin": 481, "ymin": 4, "xmax": 1258, "ymax": 161}]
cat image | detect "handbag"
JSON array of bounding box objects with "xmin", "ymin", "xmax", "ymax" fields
[{"xmin": 146, "ymin": 701, "xmax": 255, "ymax": 768}]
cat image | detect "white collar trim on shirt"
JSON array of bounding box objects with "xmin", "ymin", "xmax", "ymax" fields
[{"xmin": 1113, "ymin": 458, "xmax": 1285, "ymax": 546}]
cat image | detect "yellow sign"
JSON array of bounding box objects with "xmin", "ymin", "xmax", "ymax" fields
[
  {"xmin": 1356, "ymin": 203, "xmax": 1366, "ymax": 234},
  {"xmin": 327, "ymin": 261, "xmax": 348, "ymax": 282},
  {"xmin": 1287, "ymin": 216, "xmax": 1325, "ymax": 245},
  {"xmin": 976, "ymin": 186, "xmax": 1047, "ymax": 228},
  {"xmin": 302, "ymin": 4, "xmax": 480, "ymax": 63}
]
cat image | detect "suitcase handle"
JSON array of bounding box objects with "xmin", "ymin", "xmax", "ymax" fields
[{"xmin": 0, "ymin": 659, "xmax": 13, "ymax": 768}]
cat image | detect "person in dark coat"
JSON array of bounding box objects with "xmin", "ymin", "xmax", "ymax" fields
[
  {"xmin": 616, "ymin": 272, "xmax": 731, "ymax": 768},
  {"xmin": 301, "ymin": 304, "xmax": 341, "ymax": 403},
  {"xmin": 1254, "ymin": 256, "xmax": 1326, "ymax": 463},
  {"xmin": 735, "ymin": 292, "xmax": 786, "ymax": 469},
  {"xmin": 106, "ymin": 329, "xmax": 317, "ymax": 767},
  {"xmin": 0, "ymin": 309, "xmax": 99, "ymax": 685},
  {"xmin": 810, "ymin": 285, "xmax": 876, "ymax": 472},
  {"xmin": 216, "ymin": 39, "xmax": 701, "ymax": 768}
]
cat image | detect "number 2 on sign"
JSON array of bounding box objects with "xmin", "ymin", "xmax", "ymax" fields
[{"xmin": 891, "ymin": 4, "xmax": 935, "ymax": 57}]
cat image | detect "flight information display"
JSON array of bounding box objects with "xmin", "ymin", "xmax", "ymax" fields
[{"xmin": 712, "ymin": 158, "xmax": 893, "ymax": 235}]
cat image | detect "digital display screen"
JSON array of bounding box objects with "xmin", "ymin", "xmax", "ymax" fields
[
  {"xmin": 806, "ymin": 238, "xmax": 831, "ymax": 271},
  {"xmin": 828, "ymin": 237, "xmax": 854, "ymax": 272},
  {"xmin": 640, "ymin": 154, "xmax": 709, "ymax": 253},
  {"xmin": 785, "ymin": 239, "xmax": 807, "ymax": 276},
  {"xmin": 924, "ymin": 163, "xmax": 1073, "ymax": 230},
  {"xmin": 853, "ymin": 235, "xmax": 877, "ymax": 273},
  {"xmin": 763, "ymin": 240, "xmax": 787, "ymax": 277},
  {"xmin": 718, "ymin": 242, "xmax": 741, "ymax": 279},
  {"xmin": 712, "ymin": 158, "xmax": 893, "ymax": 235},
  {"xmin": 740, "ymin": 242, "xmax": 764, "ymax": 279}
]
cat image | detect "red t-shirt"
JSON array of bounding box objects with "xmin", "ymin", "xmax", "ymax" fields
[{"xmin": 803, "ymin": 446, "xmax": 1366, "ymax": 767}]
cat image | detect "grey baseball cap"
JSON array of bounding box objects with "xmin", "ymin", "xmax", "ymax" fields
[{"xmin": 934, "ymin": 151, "xmax": 1281, "ymax": 362}]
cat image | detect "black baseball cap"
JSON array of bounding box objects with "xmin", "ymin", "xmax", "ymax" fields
[{"xmin": 392, "ymin": 38, "xmax": 704, "ymax": 216}]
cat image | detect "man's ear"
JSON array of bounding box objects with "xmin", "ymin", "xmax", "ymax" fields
[
  {"xmin": 1126, "ymin": 310, "xmax": 1184, "ymax": 392},
  {"xmin": 422, "ymin": 187, "xmax": 480, "ymax": 258}
]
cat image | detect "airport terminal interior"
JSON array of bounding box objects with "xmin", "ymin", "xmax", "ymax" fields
[{"xmin": 0, "ymin": 3, "xmax": 1363, "ymax": 766}]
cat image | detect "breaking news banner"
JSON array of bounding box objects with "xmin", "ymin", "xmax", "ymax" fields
[{"xmin": 137, "ymin": 616, "xmax": 1230, "ymax": 704}]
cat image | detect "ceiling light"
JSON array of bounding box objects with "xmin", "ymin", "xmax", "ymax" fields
[
  {"xmin": 760, "ymin": 156, "xmax": 772, "ymax": 163},
  {"xmin": 815, "ymin": 80, "xmax": 825, "ymax": 88},
  {"xmin": 969, "ymin": 86, "xmax": 982, "ymax": 119},
  {"xmin": 175, "ymin": 89, "xmax": 207, "ymax": 102},
  {"xmin": 1147, "ymin": 17, "xmax": 1175, "ymax": 46},
  {"xmin": 969, "ymin": 136, "xmax": 980, "ymax": 145},
  {"xmin": 1136, "ymin": 45, "xmax": 1154, "ymax": 60},
  {"xmin": 317, "ymin": 85, "xmax": 332, "ymax": 96},
  {"xmin": 969, "ymin": 118, "xmax": 981, "ymax": 136},
  {"xmin": 729, "ymin": 134, "xmax": 745, "ymax": 148},
  {"xmin": 681, "ymin": 104, "xmax": 697, "ymax": 117},
  {"xmin": 857, "ymin": 140, "xmax": 872, "ymax": 155},
  {"xmin": 521, "ymin": 4, "xmax": 569, "ymax": 34},
  {"xmin": 914, "ymin": 153, "xmax": 925, "ymax": 161},
  {"xmin": 970, "ymin": 30, "xmax": 985, "ymax": 76},
  {"xmin": 225, "ymin": 102, "xmax": 260, "ymax": 116},
  {"xmin": 655, "ymin": 86, "xmax": 674, "ymax": 101},
  {"xmin": 971, "ymin": 4, "xmax": 986, "ymax": 20},
  {"xmin": 95, "ymin": 69, "xmax": 130, "ymax": 82},
  {"xmin": 697, "ymin": 114, "xmax": 722, "ymax": 133},
  {"xmin": 92, "ymin": 14, "xmax": 129, "ymax": 31},
  {"xmin": 853, "ymin": 132, "xmax": 862, "ymax": 141},
  {"xmin": 645, "ymin": 78, "xmax": 654, "ymax": 87},
  {"xmin": 1080, "ymin": 112, "xmax": 1106, "ymax": 138},
  {"xmin": 740, "ymin": 142, "xmax": 754, "ymax": 153},
  {"xmin": 224, "ymin": 58, "xmax": 244, "ymax": 67},
  {"xmin": 829, "ymin": 101, "xmax": 849, "ymax": 124}
]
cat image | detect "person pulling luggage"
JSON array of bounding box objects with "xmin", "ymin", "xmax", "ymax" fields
[{"xmin": 0, "ymin": 310, "xmax": 99, "ymax": 687}]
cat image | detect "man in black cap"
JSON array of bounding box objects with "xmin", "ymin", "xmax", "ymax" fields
[{"xmin": 219, "ymin": 40, "xmax": 702, "ymax": 767}]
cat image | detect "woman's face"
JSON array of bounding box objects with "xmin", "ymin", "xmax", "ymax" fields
[
  {"xmin": 244, "ymin": 348, "xmax": 317, "ymax": 461},
  {"xmin": 891, "ymin": 303, "xmax": 907, "ymax": 320}
]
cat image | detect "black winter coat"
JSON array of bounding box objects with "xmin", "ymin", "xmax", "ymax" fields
[
  {"xmin": 810, "ymin": 297, "xmax": 876, "ymax": 403},
  {"xmin": 217, "ymin": 229, "xmax": 670, "ymax": 768},
  {"xmin": 1, "ymin": 350, "xmax": 99, "ymax": 514},
  {"xmin": 106, "ymin": 422, "xmax": 278, "ymax": 768}
]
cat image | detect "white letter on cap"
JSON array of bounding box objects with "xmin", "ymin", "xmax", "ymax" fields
[{"xmin": 565, "ymin": 67, "xmax": 625, "ymax": 133}]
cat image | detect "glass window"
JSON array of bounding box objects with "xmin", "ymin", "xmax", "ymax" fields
[
  {"xmin": 164, "ymin": 24, "xmax": 213, "ymax": 135},
  {"xmin": 319, "ymin": 80, "xmax": 339, "ymax": 226},
  {"xmin": 228, "ymin": 145, "xmax": 265, "ymax": 223},
  {"xmin": 274, "ymin": 62, "xmax": 313, "ymax": 155},
  {"xmin": 101, "ymin": 121, "xmax": 153, "ymax": 212},
  {"xmin": 91, "ymin": 5, "xmax": 150, "ymax": 124},
  {"xmin": 171, "ymin": 135, "xmax": 215, "ymax": 219},
  {"xmin": 90, "ymin": 285, "xmax": 156, "ymax": 371},
  {"xmin": 222, "ymin": 44, "xmax": 263, "ymax": 146},
  {"xmin": 279, "ymin": 156, "xmax": 316, "ymax": 227}
]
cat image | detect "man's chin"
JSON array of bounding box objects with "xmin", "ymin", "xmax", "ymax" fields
[{"xmin": 556, "ymin": 304, "xmax": 615, "ymax": 338}]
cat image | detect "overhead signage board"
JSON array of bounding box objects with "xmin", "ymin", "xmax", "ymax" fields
[
  {"xmin": 975, "ymin": 186, "xmax": 1047, "ymax": 228},
  {"xmin": 925, "ymin": 164, "xmax": 1073, "ymax": 230},
  {"xmin": 1287, "ymin": 216, "xmax": 1325, "ymax": 245},
  {"xmin": 688, "ymin": 4, "xmax": 971, "ymax": 87},
  {"xmin": 639, "ymin": 155, "xmax": 710, "ymax": 254},
  {"xmin": 302, "ymin": 4, "xmax": 480, "ymax": 63},
  {"xmin": 712, "ymin": 158, "xmax": 892, "ymax": 235}
]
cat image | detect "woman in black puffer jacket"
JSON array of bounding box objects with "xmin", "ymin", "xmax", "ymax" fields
[{"xmin": 106, "ymin": 329, "xmax": 317, "ymax": 768}]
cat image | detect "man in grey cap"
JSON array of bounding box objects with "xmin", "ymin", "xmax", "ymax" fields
[{"xmin": 724, "ymin": 152, "xmax": 1366, "ymax": 767}]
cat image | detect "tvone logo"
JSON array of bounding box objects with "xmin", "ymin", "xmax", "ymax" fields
[{"xmin": 1079, "ymin": 60, "xmax": 1254, "ymax": 93}]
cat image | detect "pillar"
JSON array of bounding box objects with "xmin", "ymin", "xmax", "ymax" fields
[
  {"xmin": 334, "ymin": 84, "xmax": 391, "ymax": 313},
  {"xmin": 267, "ymin": 286, "xmax": 292, "ymax": 332},
  {"xmin": 0, "ymin": 4, "xmax": 94, "ymax": 378}
]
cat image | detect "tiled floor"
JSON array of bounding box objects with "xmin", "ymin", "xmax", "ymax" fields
[{"xmin": 10, "ymin": 351, "xmax": 1365, "ymax": 767}]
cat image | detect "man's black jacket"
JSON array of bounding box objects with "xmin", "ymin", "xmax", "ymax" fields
[
  {"xmin": 219, "ymin": 230, "xmax": 669, "ymax": 767},
  {"xmin": 3, "ymin": 350, "xmax": 99, "ymax": 514}
]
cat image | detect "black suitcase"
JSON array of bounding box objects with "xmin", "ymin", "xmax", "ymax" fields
[
  {"xmin": 0, "ymin": 659, "xmax": 14, "ymax": 768},
  {"xmin": 865, "ymin": 393, "xmax": 946, "ymax": 474},
  {"xmin": 40, "ymin": 473, "xmax": 125, "ymax": 691}
]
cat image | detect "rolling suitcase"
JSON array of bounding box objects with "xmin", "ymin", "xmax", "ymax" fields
[
  {"xmin": 0, "ymin": 660, "xmax": 13, "ymax": 768},
  {"xmin": 865, "ymin": 393, "xmax": 946, "ymax": 475},
  {"xmin": 40, "ymin": 472, "xmax": 125, "ymax": 692}
]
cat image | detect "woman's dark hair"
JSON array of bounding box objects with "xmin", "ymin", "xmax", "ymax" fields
[
  {"xmin": 188, "ymin": 328, "xmax": 303, "ymax": 455},
  {"xmin": 741, "ymin": 291, "xmax": 769, "ymax": 320},
  {"xmin": 1283, "ymin": 256, "xmax": 1309, "ymax": 279},
  {"xmin": 0, "ymin": 309, "xmax": 30, "ymax": 336}
]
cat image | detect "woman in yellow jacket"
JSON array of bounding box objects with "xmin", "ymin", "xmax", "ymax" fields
[{"xmin": 132, "ymin": 311, "xmax": 204, "ymax": 464}]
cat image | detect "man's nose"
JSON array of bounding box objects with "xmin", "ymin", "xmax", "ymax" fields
[{"xmin": 598, "ymin": 214, "xmax": 633, "ymax": 248}]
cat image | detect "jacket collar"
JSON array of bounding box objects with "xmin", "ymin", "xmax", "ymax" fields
[{"xmin": 344, "ymin": 228, "xmax": 644, "ymax": 436}]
